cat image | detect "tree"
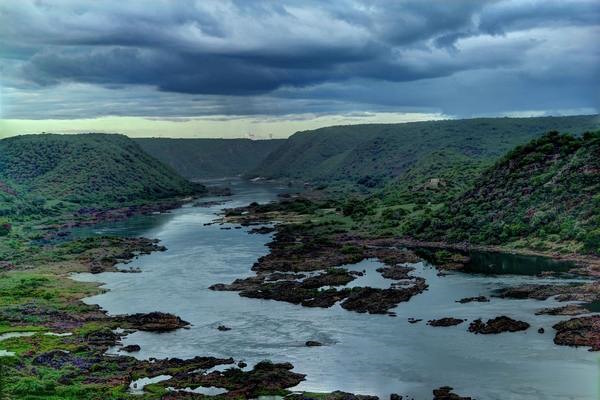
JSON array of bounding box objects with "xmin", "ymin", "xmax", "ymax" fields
[
  {"xmin": 583, "ymin": 229, "xmax": 600, "ymax": 255},
  {"xmin": 0, "ymin": 218, "xmax": 10, "ymax": 237}
]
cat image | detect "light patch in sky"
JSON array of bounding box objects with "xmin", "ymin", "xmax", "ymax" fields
[{"xmin": 0, "ymin": 112, "xmax": 450, "ymax": 139}]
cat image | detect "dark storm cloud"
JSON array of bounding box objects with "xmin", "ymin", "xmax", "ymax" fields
[{"xmin": 0, "ymin": 0, "xmax": 598, "ymax": 118}]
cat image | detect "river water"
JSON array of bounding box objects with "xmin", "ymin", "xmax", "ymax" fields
[{"xmin": 73, "ymin": 180, "xmax": 599, "ymax": 400}]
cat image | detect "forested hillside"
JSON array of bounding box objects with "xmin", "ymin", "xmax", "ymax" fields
[
  {"xmin": 0, "ymin": 134, "xmax": 203, "ymax": 216},
  {"xmin": 406, "ymin": 131, "xmax": 600, "ymax": 254},
  {"xmin": 136, "ymin": 138, "xmax": 283, "ymax": 179},
  {"xmin": 251, "ymin": 115, "xmax": 600, "ymax": 188}
]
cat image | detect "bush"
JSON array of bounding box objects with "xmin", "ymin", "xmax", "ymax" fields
[
  {"xmin": 0, "ymin": 219, "xmax": 10, "ymax": 237},
  {"xmin": 583, "ymin": 229, "xmax": 600, "ymax": 255}
]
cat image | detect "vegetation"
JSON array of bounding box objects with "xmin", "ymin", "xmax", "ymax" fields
[
  {"xmin": 0, "ymin": 133, "xmax": 204, "ymax": 218},
  {"xmin": 135, "ymin": 138, "xmax": 284, "ymax": 179},
  {"xmin": 250, "ymin": 115, "xmax": 600, "ymax": 189},
  {"xmin": 400, "ymin": 131, "xmax": 600, "ymax": 254},
  {"xmin": 1, "ymin": 119, "xmax": 599, "ymax": 398}
]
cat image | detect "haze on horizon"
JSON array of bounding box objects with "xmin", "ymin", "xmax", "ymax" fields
[{"xmin": 0, "ymin": 0, "xmax": 598, "ymax": 139}]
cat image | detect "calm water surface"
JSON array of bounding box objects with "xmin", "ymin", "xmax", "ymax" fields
[{"xmin": 73, "ymin": 180, "xmax": 600, "ymax": 400}]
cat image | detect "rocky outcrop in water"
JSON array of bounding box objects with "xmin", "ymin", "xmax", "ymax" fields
[
  {"xmin": 468, "ymin": 316, "xmax": 529, "ymax": 334},
  {"xmin": 117, "ymin": 312, "xmax": 190, "ymax": 332},
  {"xmin": 553, "ymin": 315, "xmax": 600, "ymax": 351},
  {"xmin": 536, "ymin": 304, "xmax": 587, "ymax": 316},
  {"xmin": 305, "ymin": 340, "xmax": 322, "ymax": 347},
  {"xmin": 456, "ymin": 296, "xmax": 489, "ymax": 304},
  {"xmin": 121, "ymin": 344, "xmax": 141, "ymax": 352},
  {"xmin": 163, "ymin": 360, "xmax": 305, "ymax": 398},
  {"xmin": 288, "ymin": 391, "xmax": 379, "ymax": 400},
  {"xmin": 340, "ymin": 278, "xmax": 428, "ymax": 314},
  {"xmin": 497, "ymin": 282, "xmax": 600, "ymax": 303},
  {"xmin": 428, "ymin": 318, "xmax": 466, "ymax": 327},
  {"xmin": 249, "ymin": 226, "xmax": 276, "ymax": 234}
]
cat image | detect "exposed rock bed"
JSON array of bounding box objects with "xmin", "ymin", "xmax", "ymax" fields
[
  {"xmin": 116, "ymin": 312, "xmax": 190, "ymax": 332},
  {"xmin": 210, "ymin": 223, "xmax": 428, "ymax": 315},
  {"xmin": 287, "ymin": 391, "xmax": 379, "ymax": 400},
  {"xmin": 428, "ymin": 318, "xmax": 466, "ymax": 327},
  {"xmin": 497, "ymin": 281, "xmax": 600, "ymax": 303},
  {"xmin": 456, "ymin": 296, "xmax": 489, "ymax": 304},
  {"xmin": 468, "ymin": 316, "xmax": 530, "ymax": 334},
  {"xmin": 536, "ymin": 303, "xmax": 588, "ymax": 316},
  {"xmin": 160, "ymin": 361, "xmax": 305, "ymax": 398},
  {"xmin": 553, "ymin": 315, "xmax": 600, "ymax": 351}
]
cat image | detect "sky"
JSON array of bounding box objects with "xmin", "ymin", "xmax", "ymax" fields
[{"xmin": 0, "ymin": 0, "xmax": 598, "ymax": 139}]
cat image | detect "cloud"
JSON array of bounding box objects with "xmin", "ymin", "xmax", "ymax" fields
[{"xmin": 0, "ymin": 0, "xmax": 598, "ymax": 120}]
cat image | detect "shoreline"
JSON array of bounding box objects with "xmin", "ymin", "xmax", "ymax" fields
[
  {"xmin": 2, "ymin": 189, "xmax": 597, "ymax": 399},
  {"xmin": 389, "ymin": 237, "xmax": 600, "ymax": 277}
]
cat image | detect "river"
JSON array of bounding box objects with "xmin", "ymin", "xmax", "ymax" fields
[{"xmin": 72, "ymin": 179, "xmax": 599, "ymax": 400}]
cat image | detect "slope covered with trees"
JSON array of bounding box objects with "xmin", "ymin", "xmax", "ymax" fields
[
  {"xmin": 250, "ymin": 115, "xmax": 600, "ymax": 188},
  {"xmin": 0, "ymin": 133, "xmax": 203, "ymax": 216},
  {"xmin": 136, "ymin": 138, "xmax": 284, "ymax": 179},
  {"xmin": 406, "ymin": 131, "xmax": 600, "ymax": 254}
]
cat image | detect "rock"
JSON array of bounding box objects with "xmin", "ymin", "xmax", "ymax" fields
[
  {"xmin": 427, "ymin": 318, "xmax": 466, "ymax": 327},
  {"xmin": 238, "ymin": 361, "xmax": 247, "ymax": 368},
  {"xmin": 305, "ymin": 340, "xmax": 322, "ymax": 347},
  {"xmin": 432, "ymin": 386, "xmax": 472, "ymax": 400},
  {"xmin": 497, "ymin": 282, "xmax": 600, "ymax": 303},
  {"xmin": 248, "ymin": 226, "xmax": 276, "ymax": 234},
  {"xmin": 340, "ymin": 277, "xmax": 428, "ymax": 314},
  {"xmin": 376, "ymin": 265, "xmax": 414, "ymax": 280},
  {"xmin": 535, "ymin": 303, "xmax": 587, "ymax": 316},
  {"xmin": 468, "ymin": 316, "xmax": 530, "ymax": 334},
  {"xmin": 33, "ymin": 350, "xmax": 91, "ymax": 370},
  {"xmin": 288, "ymin": 391, "xmax": 379, "ymax": 400},
  {"xmin": 121, "ymin": 344, "xmax": 141, "ymax": 352},
  {"xmin": 266, "ymin": 272, "xmax": 307, "ymax": 281},
  {"xmin": 390, "ymin": 394, "xmax": 402, "ymax": 400},
  {"xmin": 553, "ymin": 315, "xmax": 600, "ymax": 351},
  {"xmin": 85, "ymin": 328, "xmax": 121, "ymax": 347},
  {"xmin": 118, "ymin": 312, "xmax": 190, "ymax": 332},
  {"xmin": 538, "ymin": 328, "xmax": 545, "ymax": 334},
  {"xmin": 300, "ymin": 269, "xmax": 355, "ymax": 289},
  {"xmin": 169, "ymin": 360, "xmax": 305, "ymax": 397},
  {"xmin": 456, "ymin": 296, "xmax": 489, "ymax": 304},
  {"xmin": 217, "ymin": 325, "xmax": 232, "ymax": 331}
]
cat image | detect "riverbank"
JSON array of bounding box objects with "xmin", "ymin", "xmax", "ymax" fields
[
  {"xmin": 2, "ymin": 187, "xmax": 473, "ymax": 399},
  {"xmin": 2, "ymin": 182, "xmax": 598, "ymax": 399},
  {"xmin": 219, "ymin": 199, "xmax": 600, "ymax": 353}
]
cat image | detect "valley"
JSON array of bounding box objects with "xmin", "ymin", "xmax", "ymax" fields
[{"xmin": 0, "ymin": 116, "xmax": 599, "ymax": 399}]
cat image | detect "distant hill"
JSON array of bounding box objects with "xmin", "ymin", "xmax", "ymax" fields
[
  {"xmin": 250, "ymin": 115, "xmax": 600, "ymax": 187},
  {"xmin": 135, "ymin": 138, "xmax": 284, "ymax": 179},
  {"xmin": 0, "ymin": 133, "xmax": 203, "ymax": 215},
  {"xmin": 407, "ymin": 131, "xmax": 600, "ymax": 255}
]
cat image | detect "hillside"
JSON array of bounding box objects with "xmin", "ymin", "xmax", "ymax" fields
[
  {"xmin": 406, "ymin": 131, "xmax": 600, "ymax": 255},
  {"xmin": 250, "ymin": 115, "xmax": 600, "ymax": 188},
  {"xmin": 0, "ymin": 133, "xmax": 203, "ymax": 216},
  {"xmin": 136, "ymin": 138, "xmax": 284, "ymax": 179}
]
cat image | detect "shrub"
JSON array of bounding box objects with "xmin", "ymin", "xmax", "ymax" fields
[
  {"xmin": 583, "ymin": 229, "xmax": 600, "ymax": 255},
  {"xmin": 0, "ymin": 218, "xmax": 10, "ymax": 237}
]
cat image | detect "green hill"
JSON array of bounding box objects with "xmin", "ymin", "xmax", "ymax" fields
[
  {"xmin": 0, "ymin": 133, "xmax": 203, "ymax": 216},
  {"xmin": 250, "ymin": 115, "xmax": 600, "ymax": 188},
  {"xmin": 135, "ymin": 138, "xmax": 284, "ymax": 179},
  {"xmin": 407, "ymin": 131, "xmax": 600, "ymax": 255}
]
